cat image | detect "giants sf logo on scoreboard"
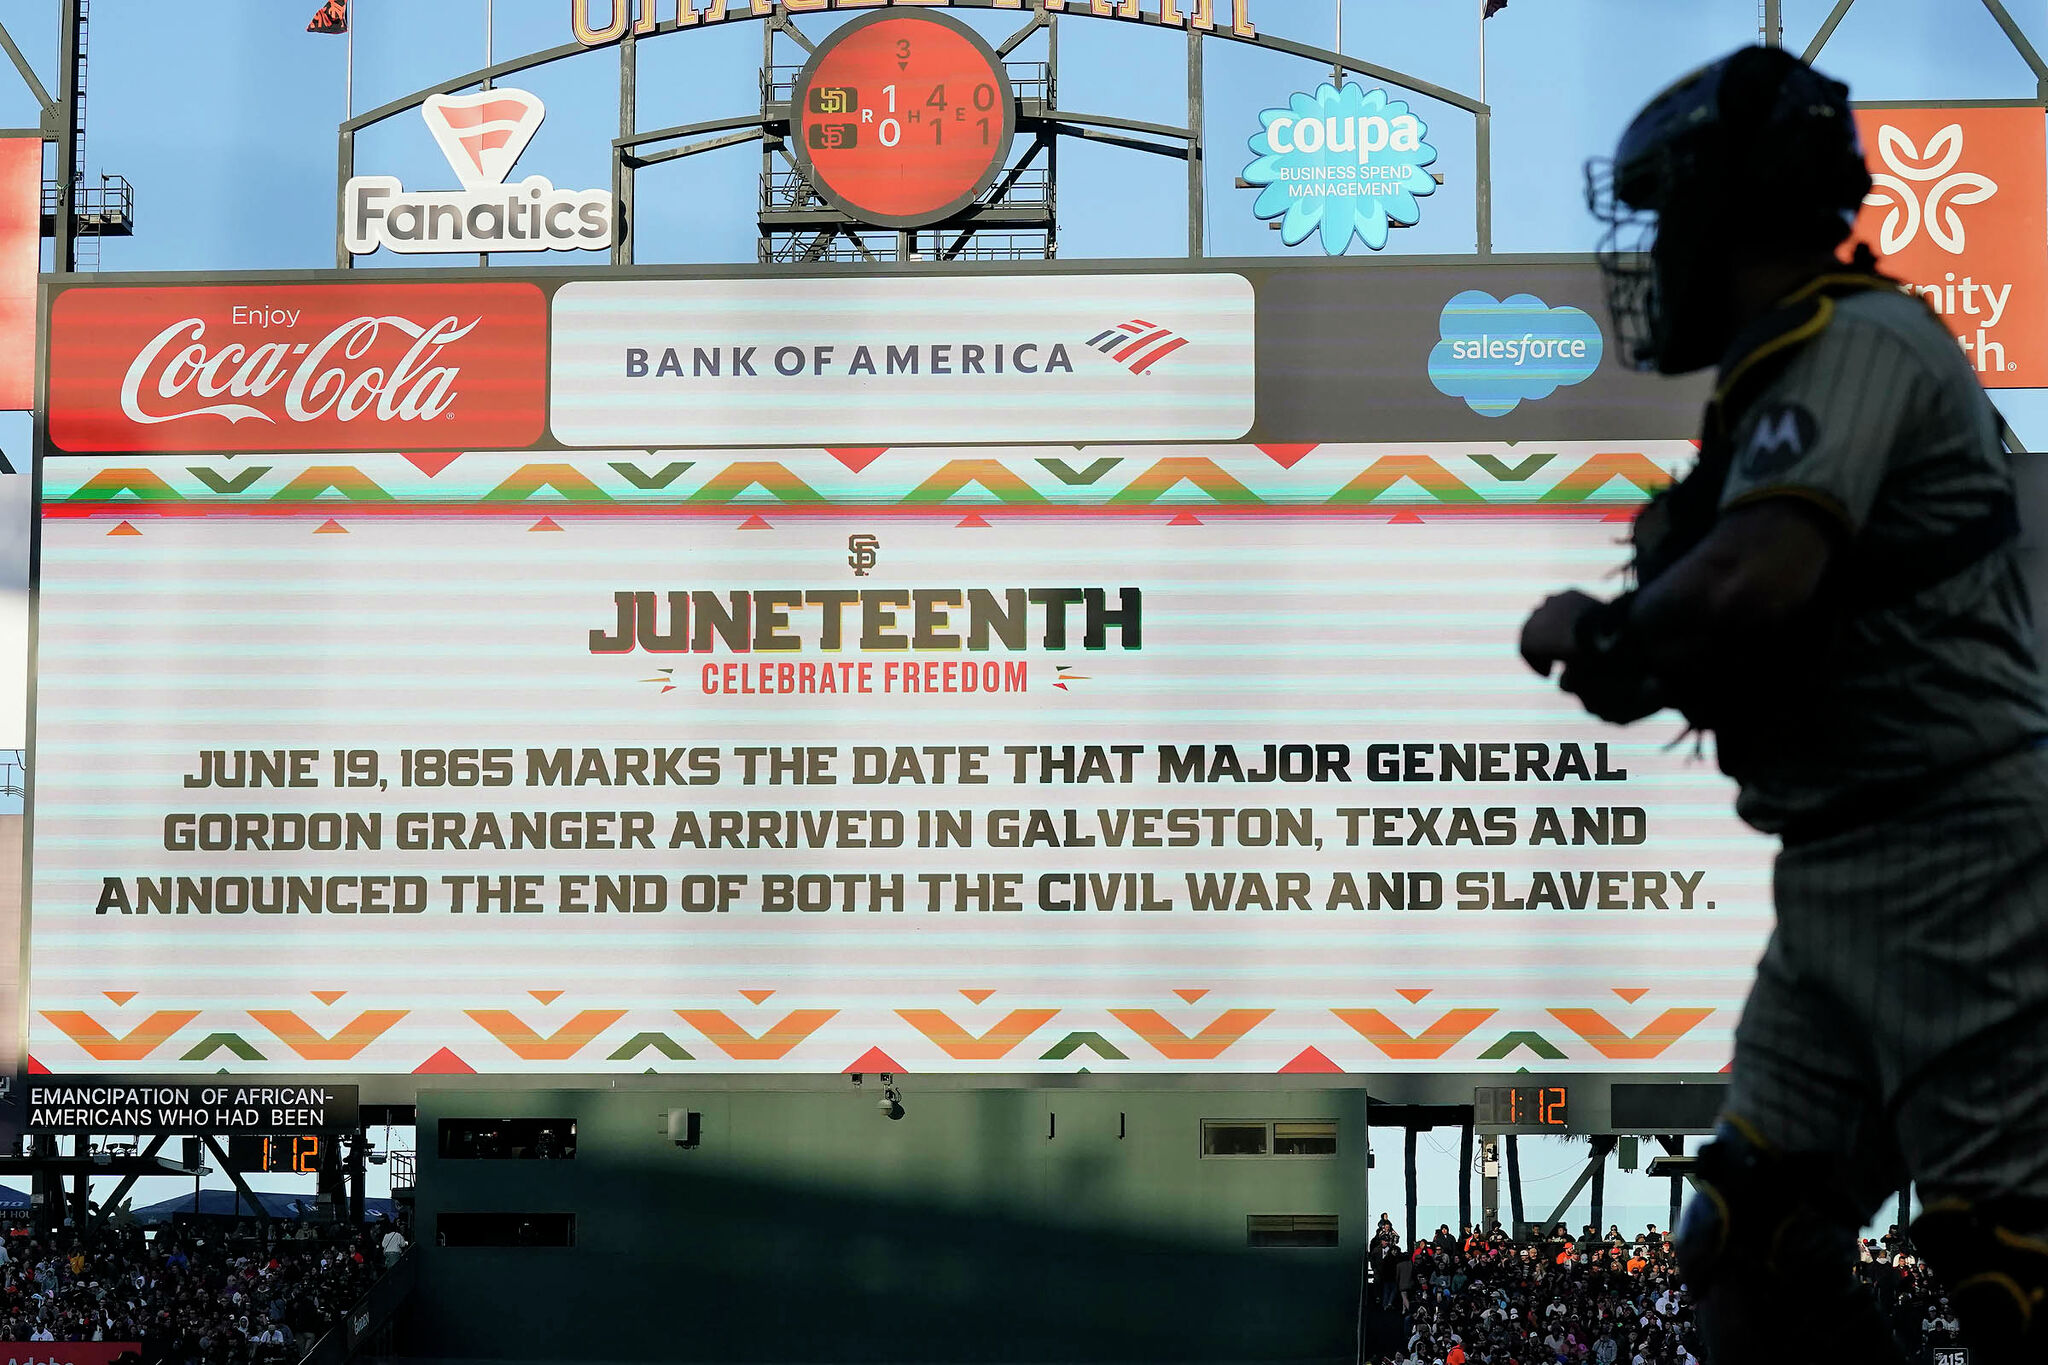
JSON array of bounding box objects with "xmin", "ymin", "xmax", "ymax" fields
[{"xmin": 46, "ymin": 282, "xmax": 549, "ymax": 452}]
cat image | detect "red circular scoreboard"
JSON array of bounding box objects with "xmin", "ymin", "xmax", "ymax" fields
[{"xmin": 791, "ymin": 11, "xmax": 1017, "ymax": 230}]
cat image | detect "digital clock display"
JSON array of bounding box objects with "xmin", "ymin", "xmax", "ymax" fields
[
  {"xmin": 226, "ymin": 1133, "xmax": 325, "ymax": 1175},
  {"xmin": 791, "ymin": 10, "xmax": 1016, "ymax": 229},
  {"xmin": 1473, "ymin": 1085, "xmax": 1569, "ymax": 1131}
]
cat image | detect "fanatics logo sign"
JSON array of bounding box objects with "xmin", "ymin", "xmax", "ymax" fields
[
  {"xmin": 46, "ymin": 282, "xmax": 549, "ymax": 452},
  {"xmin": 345, "ymin": 88, "xmax": 615, "ymax": 255}
]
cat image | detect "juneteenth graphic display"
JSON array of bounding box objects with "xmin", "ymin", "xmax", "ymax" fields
[{"xmin": 27, "ymin": 448, "xmax": 1775, "ymax": 1074}]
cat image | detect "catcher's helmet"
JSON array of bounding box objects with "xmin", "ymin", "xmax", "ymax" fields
[{"xmin": 1586, "ymin": 47, "xmax": 1872, "ymax": 374}]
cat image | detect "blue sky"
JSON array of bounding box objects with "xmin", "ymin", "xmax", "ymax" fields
[{"xmin": 0, "ymin": 0, "xmax": 2036, "ymax": 1221}]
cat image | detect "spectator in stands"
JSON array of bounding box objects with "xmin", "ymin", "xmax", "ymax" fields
[
  {"xmin": 0, "ymin": 1211, "xmax": 404, "ymax": 1364},
  {"xmin": 1365, "ymin": 1221, "xmax": 1964, "ymax": 1364},
  {"xmin": 380, "ymin": 1221, "xmax": 407, "ymax": 1268}
]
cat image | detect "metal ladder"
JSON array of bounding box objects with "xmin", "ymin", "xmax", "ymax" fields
[{"xmin": 72, "ymin": 0, "xmax": 99, "ymax": 270}]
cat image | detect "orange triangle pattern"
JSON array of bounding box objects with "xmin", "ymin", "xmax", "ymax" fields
[
  {"xmin": 1280, "ymin": 1046, "xmax": 1343, "ymax": 1074},
  {"xmin": 738, "ymin": 514, "xmax": 772, "ymax": 530},
  {"xmin": 1172, "ymin": 988, "xmax": 1209, "ymax": 1004},
  {"xmin": 1388, "ymin": 511, "xmax": 1425, "ymax": 524},
  {"xmin": 529, "ymin": 516, "xmax": 563, "ymax": 532},
  {"xmin": 827, "ymin": 447, "xmax": 888, "ymax": 473},
  {"xmin": 309, "ymin": 990, "xmax": 347, "ymax": 1006},
  {"xmin": 959, "ymin": 989, "xmax": 996, "ymax": 1004},
  {"xmin": 739, "ymin": 990, "xmax": 776, "ymax": 1005},
  {"xmin": 956, "ymin": 512, "xmax": 990, "ymax": 528},
  {"xmin": 1395, "ymin": 988, "xmax": 1433, "ymax": 1004},
  {"xmin": 1255, "ymin": 443, "xmax": 1319, "ymax": 469},
  {"xmin": 403, "ymin": 452, "xmax": 462, "ymax": 477},
  {"xmin": 102, "ymin": 991, "xmax": 137, "ymax": 1006},
  {"xmin": 314, "ymin": 519, "xmax": 347, "ymax": 534},
  {"xmin": 1613, "ymin": 987, "xmax": 1649, "ymax": 1004},
  {"xmin": 108, "ymin": 521, "xmax": 141, "ymax": 536},
  {"xmin": 1167, "ymin": 511, "xmax": 1202, "ymax": 526},
  {"xmin": 414, "ymin": 1046, "xmax": 475, "ymax": 1075},
  {"xmin": 529, "ymin": 990, "xmax": 563, "ymax": 1005},
  {"xmin": 844, "ymin": 1046, "xmax": 902, "ymax": 1074}
]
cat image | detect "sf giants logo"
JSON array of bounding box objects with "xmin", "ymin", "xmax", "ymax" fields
[
  {"xmin": 847, "ymin": 534, "xmax": 880, "ymax": 576},
  {"xmin": 118, "ymin": 314, "xmax": 475, "ymax": 427}
]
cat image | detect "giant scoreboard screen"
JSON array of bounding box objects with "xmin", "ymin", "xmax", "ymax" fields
[{"xmin": 23, "ymin": 262, "xmax": 1767, "ymax": 1076}]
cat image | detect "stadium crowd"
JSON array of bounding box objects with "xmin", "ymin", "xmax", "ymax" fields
[
  {"xmin": 1367, "ymin": 1216, "xmax": 1963, "ymax": 1365},
  {"xmin": 0, "ymin": 1211, "xmax": 408, "ymax": 1364}
]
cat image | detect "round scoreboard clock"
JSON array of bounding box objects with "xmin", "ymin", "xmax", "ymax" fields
[{"xmin": 791, "ymin": 10, "xmax": 1017, "ymax": 230}]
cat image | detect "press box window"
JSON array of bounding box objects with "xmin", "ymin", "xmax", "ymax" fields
[
  {"xmin": 1274, "ymin": 1121, "xmax": 1338, "ymax": 1155},
  {"xmin": 437, "ymin": 1118, "xmax": 577, "ymax": 1160},
  {"xmin": 436, "ymin": 1212, "xmax": 576, "ymax": 1248},
  {"xmin": 1248, "ymin": 1215, "xmax": 1339, "ymax": 1249},
  {"xmin": 1202, "ymin": 1119, "xmax": 1337, "ymax": 1157}
]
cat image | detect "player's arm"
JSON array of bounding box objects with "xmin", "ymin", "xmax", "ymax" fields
[{"xmin": 1624, "ymin": 496, "xmax": 1842, "ymax": 673}]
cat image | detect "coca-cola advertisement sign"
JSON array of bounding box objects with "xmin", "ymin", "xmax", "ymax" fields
[{"xmin": 47, "ymin": 283, "xmax": 547, "ymax": 452}]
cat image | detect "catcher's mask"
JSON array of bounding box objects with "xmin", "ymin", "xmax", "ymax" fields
[{"xmin": 1586, "ymin": 46, "xmax": 1872, "ymax": 375}]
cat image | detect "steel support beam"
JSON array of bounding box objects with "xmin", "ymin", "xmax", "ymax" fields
[
  {"xmin": 1403, "ymin": 1125, "xmax": 1418, "ymax": 1249},
  {"xmin": 54, "ymin": 0, "xmax": 79, "ymax": 273},
  {"xmin": 94, "ymin": 1133, "xmax": 168, "ymax": 1216},
  {"xmin": 1763, "ymin": 0, "xmax": 1783, "ymax": 47},
  {"xmin": 1589, "ymin": 1139, "xmax": 1606, "ymax": 1233},
  {"xmin": 1980, "ymin": 0, "xmax": 2048, "ymax": 98},
  {"xmin": 1538, "ymin": 1136, "xmax": 1616, "ymax": 1235},
  {"xmin": 1475, "ymin": 106, "xmax": 1492, "ymax": 255},
  {"xmin": 619, "ymin": 113, "xmax": 766, "ymax": 151},
  {"xmin": 1187, "ymin": 24, "xmax": 1203, "ymax": 257},
  {"xmin": 615, "ymin": 24, "xmax": 636, "ymax": 266},
  {"xmin": 1506, "ymin": 1134, "xmax": 1524, "ymax": 1233},
  {"xmin": 631, "ymin": 128, "xmax": 765, "ymax": 168},
  {"xmin": 202, "ymin": 1134, "xmax": 270, "ymax": 1225},
  {"xmin": 1458, "ymin": 1120, "xmax": 1473, "ymax": 1234},
  {"xmin": 0, "ymin": 20, "xmax": 53, "ymax": 123},
  {"xmin": 1801, "ymin": 0, "xmax": 1858, "ymax": 63}
]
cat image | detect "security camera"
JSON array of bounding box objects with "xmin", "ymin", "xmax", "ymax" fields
[
  {"xmin": 877, "ymin": 1077, "xmax": 905, "ymax": 1120},
  {"xmin": 878, "ymin": 1098, "xmax": 905, "ymax": 1121}
]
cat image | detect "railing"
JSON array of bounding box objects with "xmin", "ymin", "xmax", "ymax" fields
[
  {"xmin": 767, "ymin": 230, "xmax": 1053, "ymax": 264},
  {"xmin": 386, "ymin": 1150, "xmax": 415, "ymax": 1189},
  {"xmin": 764, "ymin": 166, "xmax": 1051, "ymax": 214},
  {"xmin": 42, "ymin": 173, "xmax": 134, "ymax": 231},
  {"xmin": 763, "ymin": 60, "xmax": 1051, "ymax": 107},
  {"xmin": 297, "ymin": 1247, "xmax": 415, "ymax": 1365}
]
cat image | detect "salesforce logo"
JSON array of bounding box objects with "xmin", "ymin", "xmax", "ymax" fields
[{"xmin": 1427, "ymin": 291, "xmax": 1604, "ymax": 417}]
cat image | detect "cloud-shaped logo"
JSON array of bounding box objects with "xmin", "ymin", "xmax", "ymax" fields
[
  {"xmin": 1428, "ymin": 291, "xmax": 1604, "ymax": 417},
  {"xmin": 1242, "ymin": 83, "xmax": 1437, "ymax": 255}
]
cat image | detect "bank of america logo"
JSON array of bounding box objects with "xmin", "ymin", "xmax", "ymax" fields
[
  {"xmin": 1086, "ymin": 319, "xmax": 1190, "ymax": 375},
  {"xmin": 422, "ymin": 89, "xmax": 546, "ymax": 190}
]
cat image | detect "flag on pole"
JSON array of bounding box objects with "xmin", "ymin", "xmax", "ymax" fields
[
  {"xmin": 1484, "ymin": 0, "xmax": 1507, "ymax": 15},
  {"xmin": 306, "ymin": 0, "xmax": 348, "ymax": 34}
]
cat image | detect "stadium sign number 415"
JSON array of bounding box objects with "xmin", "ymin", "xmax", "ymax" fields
[{"xmin": 572, "ymin": 0, "xmax": 1258, "ymax": 46}]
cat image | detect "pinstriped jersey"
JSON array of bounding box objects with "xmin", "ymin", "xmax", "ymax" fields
[{"xmin": 1714, "ymin": 288, "xmax": 2048, "ymax": 832}]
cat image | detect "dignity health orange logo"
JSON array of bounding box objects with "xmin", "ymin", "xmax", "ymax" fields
[{"xmin": 1851, "ymin": 104, "xmax": 2046, "ymax": 390}]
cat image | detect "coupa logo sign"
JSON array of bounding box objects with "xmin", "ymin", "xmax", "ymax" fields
[
  {"xmin": 1427, "ymin": 291, "xmax": 1603, "ymax": 417},
  {"xmin": 1242, "ymin": 83, "xmax": 1436, "ymax": 254},
  {"xmin": 344, "ymin": 89, "xmax": 615, "ymax": 255}
]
